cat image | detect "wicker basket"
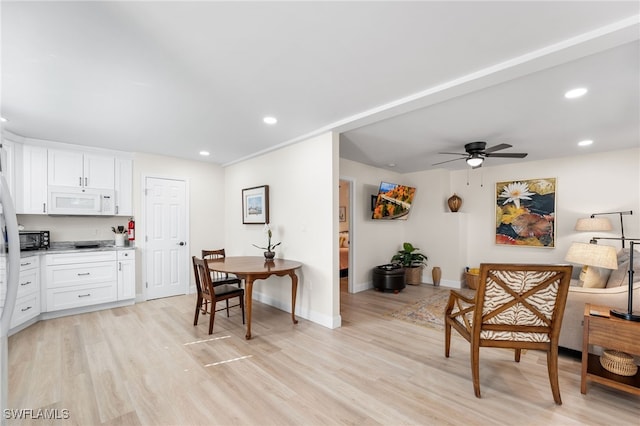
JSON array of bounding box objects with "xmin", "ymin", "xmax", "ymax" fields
[
  {"xmin": 464, "ymin": 272, "xmax": 479, "ymax": 290},
  {"xmin": 599, "ymin": 350, "xmax": 638, "ymax": 377}
]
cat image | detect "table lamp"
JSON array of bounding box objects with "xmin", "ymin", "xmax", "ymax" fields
[
  {"xmin": 565, "ymin": 242, "xmax": 618, "ymax": 286},
  {"xmin": 610, "ymin": 240, "xmax": 639, "ymax": 321}
]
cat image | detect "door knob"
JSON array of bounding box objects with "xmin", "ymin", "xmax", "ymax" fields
[{"xmin": 178, "ymin": 241, "xmax": 186, "ymax": 246}]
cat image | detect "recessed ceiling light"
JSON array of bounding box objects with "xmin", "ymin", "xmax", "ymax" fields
[
  {"xmin": 564, "ymin": 87, "xmax": 588, "ymax": 99},
  {"xmin": 263, "ymin": 116, "xmax": 277, "ymax": 125},
  {"xmin": 0, "ymin": 117, "xmax": 7, "ymax": 123},
  {"xmin": 199, "ymin": 151, "xmax": 210, "ymax": 156},
  {"xmin": 578, "ymin": 139, "xmax": 593, "ymax": 147},
  {"xmin": 388, "ymin": 163, "xmax": 396, "ymax": 167}
]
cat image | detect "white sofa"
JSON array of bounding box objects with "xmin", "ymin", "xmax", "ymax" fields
[{"xmin": 559, "ymin": 249, "xmax": 640, "ymax": 352}]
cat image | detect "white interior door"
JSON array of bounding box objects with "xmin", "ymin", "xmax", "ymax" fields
[{"xmin": 145, "ymin": 177, "xmax": 188, "ymax": 300}]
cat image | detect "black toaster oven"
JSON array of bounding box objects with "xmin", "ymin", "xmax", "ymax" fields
[{"xmin": 18, "ymin": 230, "xmax": 50, "ymax": 251}]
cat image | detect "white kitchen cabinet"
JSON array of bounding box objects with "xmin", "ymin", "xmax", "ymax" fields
[
  {"xmin": 84, "ymin": 153, "xmax": 115, "ymax": 190},
  {"xmin": 48, "ymin": 149, "xmax": 114, "ymax": 190},
  {"xmin": 11, "ymin": 256, "xmax": 41, "ymax": 329},
  {"xmin": 117, "ymin": 249, "xmax": 135, "ymax": 300},
  {"xmin": 16, "ymin": 144, "xmax": 48, "ymax": 214},
  {"xmin": 114, "ymin": 157, "xmax": 133, "ymax": 216},
  {"xmin": 1, "ymin": 139, "xmax": 15, "ymax": 200},
  {"xmin": 45, "ymin": 251, "xmax": 117, "ymax": 312}
]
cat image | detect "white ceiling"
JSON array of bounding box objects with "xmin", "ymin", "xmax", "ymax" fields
[{"xmin": 2, "ymin": 1, "xmax": 639, "ymax": 173}]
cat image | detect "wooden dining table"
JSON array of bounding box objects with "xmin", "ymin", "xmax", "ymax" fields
[{"xmin": 206, "ymin": 256, "xmax": 302, "ymax": 339}]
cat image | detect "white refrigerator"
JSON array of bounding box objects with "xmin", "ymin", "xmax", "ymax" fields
[{"xmin": 0, "ymin": 142, "xmax": 20, "ymax": 425}]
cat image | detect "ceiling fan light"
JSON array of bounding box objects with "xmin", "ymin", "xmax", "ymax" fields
[{"xmin": 466, "ymin": 156, "xmax": 483, "ymax": 167}]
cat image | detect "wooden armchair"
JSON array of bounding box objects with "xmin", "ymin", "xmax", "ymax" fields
[
  {"xmin": 192, "ymin": 256, "xmax": 245, "ymax": 334},
  {"xmin": 444, "ymin": 263, "xmax": 572, "ymax": 404}
]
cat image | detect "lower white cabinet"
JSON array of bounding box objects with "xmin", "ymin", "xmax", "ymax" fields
[
  {"xmin": 117, "ymin": 249, "xmax": 135, "ymax": 300},
  {"xmin": 11, "ymin": 256, "xmax": 41, "ymax": 328},
  {"xmin": 45, "ymin": 251, "xmax": 117, "ymax": 312}
]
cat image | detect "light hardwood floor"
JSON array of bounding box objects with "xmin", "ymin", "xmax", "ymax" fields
[{"xmin": 8, "ymin": 282, "xmax": 640, "ymax": 425}]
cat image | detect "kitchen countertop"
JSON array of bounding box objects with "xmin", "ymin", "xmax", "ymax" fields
[{"xmin": 20, "ymin": 240, "xmax": 135, "ymax": 257}]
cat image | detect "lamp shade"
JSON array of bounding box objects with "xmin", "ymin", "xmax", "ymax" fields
[
  {"xmin": 466, "ymin": 156, "xmax": 483, "ymax": 167},
  {"xmin": 575, "ymin": 217, "xmax": 612, "ymax": 232},
  {"xmin": 565, "ymin": 242, "xmax": 618, "ymax": 269}
]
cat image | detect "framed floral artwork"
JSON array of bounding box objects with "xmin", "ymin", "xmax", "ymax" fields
[
  {"xmin": 242, "ymin": 185, "xmax": 269, "ymax": 224},
  {"xmin": 495, "ymin": 178, "xmax": 556, "ymax": 247}
]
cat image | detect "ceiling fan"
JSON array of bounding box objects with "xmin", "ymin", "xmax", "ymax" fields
[{"xmin": 433, "ymin": 141, "xmax": 528, "ymax": 168}]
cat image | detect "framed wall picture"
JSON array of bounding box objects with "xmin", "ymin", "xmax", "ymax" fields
[
  {"xmin": 339, "ymin": 206, "xmax": 346, "ymax": 222},
  {"xmin": 495, "ymin": 178, "xmax": 556, "ymax": 248},
  {"xmin": 242, "ymin": 185, "xmax": 269, "ymax": 224}
]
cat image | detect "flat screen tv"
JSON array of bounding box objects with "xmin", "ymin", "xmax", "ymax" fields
[{"xmin": 372, "ymin": 182, "xmax": 416, "ymax": 220}]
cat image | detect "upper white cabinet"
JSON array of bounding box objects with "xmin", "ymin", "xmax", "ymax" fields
[
  {"xmin": 114, "ymin": 157, "xmax": 133, "ymax": 216},
  {"xmin": 1, "ymin": 139, "xmax": 16, "ymax": 200},
  {"xmin": 16, "ymin": 144, "xmax": 48, "ymax": 214},
  {"xmin": 48, "ymin": 149, "xmax": 114, "ymax": 190},
  {"xmin": 85, "ymin": 153, "xmax": 115, "ymax": 190}
]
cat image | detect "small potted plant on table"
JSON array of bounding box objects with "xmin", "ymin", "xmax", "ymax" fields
[{"xmin": 391, "ymin": 242, "xmax": 428, "ymax": 285}]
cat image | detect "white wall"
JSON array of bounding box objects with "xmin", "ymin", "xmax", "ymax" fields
[
  {"xmin": 16, "ymin": 214, "xmax": 126, "ymax": 242},
  {"xmin": 447, "ymin": 148, "xmax": 640, "ymax": 271},
  {"xmin": 340, "ymin": 148, "xmax": 640, "ymax": 291},
  {"xmin": 339, "ymin": 159, "xmax": 406, "ymax": 292},
  {"xmin": 133, "ymin": 152, "xmax": 226, "ymax": 295},
  {"xmin": 224, "ymin": 132, "xmax": 340, "ymax": 328}
]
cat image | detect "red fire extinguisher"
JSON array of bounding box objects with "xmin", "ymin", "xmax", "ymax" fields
[{"xmin": 128, "ymin": 218, "xmax": 135, "ymax": 242}]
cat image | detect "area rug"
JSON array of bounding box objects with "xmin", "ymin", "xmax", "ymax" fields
[{"xmin": 388, "ymin": 287, "xmax": 475, "ymax": 329}]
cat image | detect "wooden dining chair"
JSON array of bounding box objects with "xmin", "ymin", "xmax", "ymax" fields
[
  {"xmin": 192, "ymin": 256, "xmax": 245, "ymax": 334},
  {"xmin": 444, "ymin": 263, "xmax": 572, "ymax": 404},
  {"xmin": 201, "ymin": 249, "xmax": 242, "ymax": 314}
]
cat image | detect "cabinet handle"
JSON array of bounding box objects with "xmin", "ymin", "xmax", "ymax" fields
[
  {"xmin": 115, "ymin": 206, "xmax": 119, "ymax": 215},
  {"xmin": 20, "ymin": 262, "xmax": 31, "ymax": 267},
  {"xmin": 79, "ymin": 177, "xmax": 82, "ymax": 186},
  {"xmin": 20, "ymin": 281, "xmax": 31, "ymax": 286},
  {"xmin": 77, "ymin": 272, "xmax": 91, "ymax": 276},
  {"xmin": 118, "ymin": 262, "xmax": 122, "ymax": 271},
  {"xmin": 85, "ymin": 177, "xmax": 88, "ymax": 186},
  {"xmin": 43, "ymin": 203, "xmax": 46, "ymax": 213},
  {"xmin": 78, "ymin": 294, "xmax": 91, "ymax": 298},
  {"xmin": 21, "ymin": 306, "xmax": 32, "ymax": 312}
]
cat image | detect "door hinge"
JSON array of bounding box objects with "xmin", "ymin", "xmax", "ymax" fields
[
  {"xmin": 145, "ymin": 282, "xmax": 148, "ymax": 289},
  {"xmin": 145, "ymin": 235, "xmax": 148, "ymax": 242}
]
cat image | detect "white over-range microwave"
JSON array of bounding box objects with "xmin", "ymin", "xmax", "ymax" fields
[{"xmin": 48, "ymin": 186, "xmax": 115, "ymax": 215}]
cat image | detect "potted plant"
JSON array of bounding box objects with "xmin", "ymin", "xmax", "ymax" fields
[
  {"xmin": 391, "ymin": 242, "xmax": 428, "ymax": 285},
  {"xmin": 252, "ymin": 223, "xmax": 281, "ymax": 260}
]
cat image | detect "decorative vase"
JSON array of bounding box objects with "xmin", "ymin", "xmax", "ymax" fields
[
  {"xmin": 447, "ymin": 193, "xmax": 462, "ymax": 212},
  {"xmin": 264, "ymin": 251, "xmax": 275, "ymax": 260},
  {"xmin": 432, "ymin": 266, "xmax": 441, "ymax": 286}
]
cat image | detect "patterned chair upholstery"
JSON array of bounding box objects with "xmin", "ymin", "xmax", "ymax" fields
[{"xmin": 444, "ymin": 263, "xmax": 572, "ymax": 405}]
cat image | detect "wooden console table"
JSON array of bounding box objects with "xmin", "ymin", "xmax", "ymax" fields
[{"xmin": 581, "ymin": 304, "xmax": 640, "ymax": 395}]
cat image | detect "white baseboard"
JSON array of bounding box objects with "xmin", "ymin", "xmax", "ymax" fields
[
  {"xmin": 352, "ymin": 279, "xmax": 462, "ymax": 292},
  {"xmin": 437, "ymin": 279, "xmax": 462, "ymax": 289},
  {"xmin": 252, "ymin": 290, "xmax": 341, "ymax": 329},
  {"xmin": 353, "ymin": 280, "xmax": 373, "ymax": 293}
]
